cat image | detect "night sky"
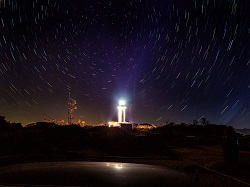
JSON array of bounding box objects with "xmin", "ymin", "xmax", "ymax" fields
[{"xmin": 0, "ymin": 0, "xmax": 250, "ymax": 128}]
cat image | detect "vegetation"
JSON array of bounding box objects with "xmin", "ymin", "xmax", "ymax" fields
[{"xmin": 0, "ymin": 115, "xmax": 249, "ymax": 157}]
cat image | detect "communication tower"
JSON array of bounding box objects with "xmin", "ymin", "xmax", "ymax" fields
[{"xmin": 68, "ymin": 93, "xmax": 77, "ymax": 124}]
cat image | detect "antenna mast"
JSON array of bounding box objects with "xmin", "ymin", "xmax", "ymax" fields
[{"xmin": 68, "ymin": 93, "xmax": 77, "ymax": 124}]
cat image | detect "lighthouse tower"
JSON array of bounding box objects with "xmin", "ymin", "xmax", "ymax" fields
[{"xmin": 117, "ymin": 100, "xmax": 126, "ymax": 123}]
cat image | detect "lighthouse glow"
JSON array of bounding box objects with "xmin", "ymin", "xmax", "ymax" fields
[{"xmin": 117, "ymin": 100, "xmax": 126, "ymax": 123}]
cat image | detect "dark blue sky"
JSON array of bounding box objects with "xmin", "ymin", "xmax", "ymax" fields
[{"xmin": 0, "ymin": 0, "xmax": 250, "ymax": 128}]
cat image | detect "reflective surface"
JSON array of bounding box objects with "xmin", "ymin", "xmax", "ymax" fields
[{"xmin": 0, "ymin": 161, "xmax": 193, "ymax": 186}]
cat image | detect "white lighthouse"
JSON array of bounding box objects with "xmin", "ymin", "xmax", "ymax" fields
[{"xmin": 117, "ymin": 100, "xmax": 126, "ymax": 123}]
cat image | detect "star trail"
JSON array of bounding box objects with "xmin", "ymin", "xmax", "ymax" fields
[{"xmin": 0, "ymin": 0, "xmax": 249, "ymax": 128}]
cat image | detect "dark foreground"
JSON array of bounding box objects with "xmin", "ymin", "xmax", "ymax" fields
[
  {"xmin": 0, "ymin": 151, "xmax": 249, "ymax": 187},
  {"xmin": 0, "ymin": 124, "xmax": 250, "ymax": 186},
  {"xmin": 0, "ymin": 161, "xmax": 193, "ymax": 187}
]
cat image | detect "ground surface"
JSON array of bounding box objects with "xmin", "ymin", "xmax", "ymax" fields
[
  {"xmin": 0, "ymin": 162, "xmax": 193, "ymax": 186},
  {"xmin": 174, "ymin": 146, "xmax": 250, "ymax": 187},
  {"xmin": 76, "ymin": 145, "xmax": 250, "ymax": 187},
  {"xmin": 0, "ymin": 145, "xmax": 249, "ymax": 186}
]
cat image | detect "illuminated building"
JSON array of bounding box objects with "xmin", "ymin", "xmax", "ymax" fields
[{"xmin": 117, "ymin": 100, "xmax": 126, "ymax": 123}]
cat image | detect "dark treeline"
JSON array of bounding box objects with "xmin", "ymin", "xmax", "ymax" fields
[{"xmin": 0, "ymin": 116, "xmax": 249, "ymax": 157}]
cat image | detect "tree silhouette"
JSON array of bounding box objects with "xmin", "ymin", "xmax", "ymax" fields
[
  {"xmin": 192, "ymin": 119, "xmax": 199, "ymax": 125},
  {"xmin": 200, "ymin": 117, "xmax": 209, "ymax": 126}
]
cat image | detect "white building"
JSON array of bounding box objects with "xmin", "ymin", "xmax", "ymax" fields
[{"xmin": 117, "ymin": 100, "xmax": 126, "ymax": 123}]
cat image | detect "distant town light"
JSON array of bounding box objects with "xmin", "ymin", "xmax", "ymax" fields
[{"xmin": 108, "ymin": 121, "xmax": 120, "ymax": 127}]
